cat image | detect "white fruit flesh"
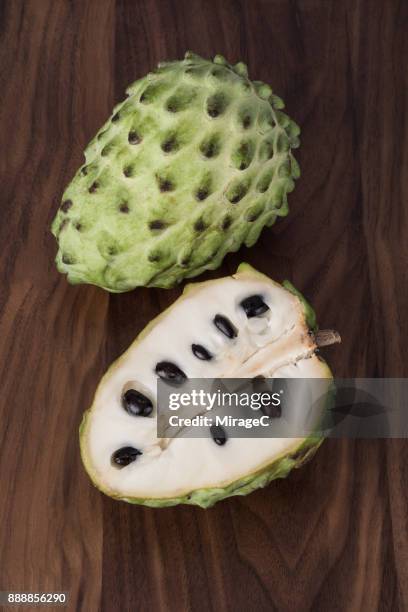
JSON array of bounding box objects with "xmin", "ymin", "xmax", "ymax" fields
[{"xmin": 80, "ymin": 265, "xmax": 332, "ymax": 502}]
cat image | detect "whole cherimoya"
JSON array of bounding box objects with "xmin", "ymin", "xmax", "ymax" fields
[
  {"xmin": 80, "ymin": 264, "xmax": 340, "ymax": 508},
  {"xmin": 51, "ymin": 53, "xmax": 300, "ymax": 291}
]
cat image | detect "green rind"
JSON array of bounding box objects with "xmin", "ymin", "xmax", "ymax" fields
[
  {"xmin": 52, "ymin": 52, "xmax": 300, "ymax": 292},
  {"xmin": 282, "ymin": 280, "xmax": 317, "ymax": 331}
]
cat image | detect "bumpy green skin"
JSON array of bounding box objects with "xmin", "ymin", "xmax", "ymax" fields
[{"xmin": 52, "ymin": 52, "xmax": 300, "ymax": 291}]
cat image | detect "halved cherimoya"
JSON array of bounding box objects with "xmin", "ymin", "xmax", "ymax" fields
[{"xmin": 80, "ymin": 263, "xmax": 340, "ymax": 507}]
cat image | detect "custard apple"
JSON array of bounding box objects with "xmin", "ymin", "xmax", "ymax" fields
[
  {"xmin": 80, "ymin": 264, "xmax": 340, "ymax": 507},
  {"xmin": 52, "ymin": 52, "xmax": 300, "ymax": 291}
]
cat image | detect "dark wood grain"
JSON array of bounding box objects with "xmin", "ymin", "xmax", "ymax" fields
[{"xmin": 1, "ymin": 1, "xmax": 407, "ymax": 610}]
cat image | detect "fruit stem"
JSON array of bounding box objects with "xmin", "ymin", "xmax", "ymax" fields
[{"xmin": 314, "ymin": 329, "xmax": 341, "ymax": 347}]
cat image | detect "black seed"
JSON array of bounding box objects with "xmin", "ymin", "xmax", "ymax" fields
[
  {"xmin": 157, "ymin": 176, "xmax": 174, "ymax": 192},
  {"xmin": 196, "ymin": 188, "xmax": 209, "ymax": 201},
  {"xmin": 61, "ymin": 199, "xmax": 73, "ymax": 213},
  {"xmin": 192, "ymin": 344, "xmax": 213, "ymax": 360},
  {"xmin": 194, "ymin": 219, "xmax": 206, "ymax": 232},
  {"xmin": 221, "ymin": 216, "xmax": 232, "ymax": 230},
  {"xmin": 213, "ymin": 314, "xmax": 237, "ymax": 339},
  {"xmin": 122, "ymin": 389, "xmax": 153, "ymax": 417},
  {"xmin": 155, "ymin": 361, "xmax": 187, "ymax": 385},
  {"xmin": 88, "ymin": 181, "xmax": 99, "ymax": 193},
  {"xmin": 101, "ymin": 145, "xmax": 110, "ymax": 156},
  {"xmin": 210, "ymin": 425, "xmax": 227, "ymax": 446},
  {"xmin": 208, "ymin": 107, "xmax": 219, "ymax": 118},
  {"xmin": 180, "ymin": 256, "xmax": 190, "ymax": 267},
  {"xmin": 123, "ymin": 166, "xmax": 133, "ymax": 178},
  {"xmin": 62, "ymin": 254, "xmax": 74, "ymax": 265},
  {"xmin": 119, "ymin": 203, "xmax": 129, "ymax": 213},
  {"xmin": 128, "ymin": 131, "xmax": 141, "ymax": 144},
  {"xmin": 140, "ymin": 92, "xmax": 147, "ymax": 103},
  {"xmin": 81, "ymin": 166, "xmax": 88, "ymax": 176},
  {"xmin": 240, "ymin": 295, "xmax": 270, "ymax": 318},
  {"xmin": 75, "ymin": 222, "xmax": 82, "ymax": 231},
  {"xmin": 252, "ymin": 374, "xmax": 266, "ymax": 386},
  {"xmin": 112, "ymin": 446, "xmax": 142, "ymax": 467},
  {"xmin": 111, "ymin": 112, "xmax": 120, "ymax": 122}
]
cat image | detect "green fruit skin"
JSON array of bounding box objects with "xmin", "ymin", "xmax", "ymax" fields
[
  {"xmin": 52, "ymin": 52, "xmax": 300, "ymax": 292},
  {"xmin": 79, "ymin": 263, "xmax": 333, "ymax": 508}
]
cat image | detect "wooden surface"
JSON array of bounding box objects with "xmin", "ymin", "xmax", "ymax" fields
[{"xmin": 1, "ymin": 1, "xmax": 407, "ymax": 610}]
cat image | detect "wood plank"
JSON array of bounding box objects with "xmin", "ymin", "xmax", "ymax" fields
[{"xmin": 0, "ymin": 1, "xmax": 406, "ymax": 610}]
